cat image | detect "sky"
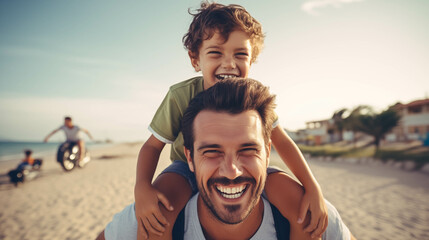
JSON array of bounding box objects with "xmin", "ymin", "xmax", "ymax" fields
[{"xmin": 1, "ymin": 0, "xmax": 428, "ymax": 142}]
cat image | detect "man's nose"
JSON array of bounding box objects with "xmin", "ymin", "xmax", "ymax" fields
[{"xmin": 219, "ymin": 154, "xmax": 243, "ymax": 179}]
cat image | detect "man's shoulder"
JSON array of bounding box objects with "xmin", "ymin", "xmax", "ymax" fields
[
  {"xmin": 323, "ymin": 200, "xmax": 351, "ymax": 240},
  {"xmin": 262, "ymin": 198, "xmax": 290, "ymax": 240},
  {"xmin": 179, "ymin": 194, "xmax": 204, "ymax": 240}
]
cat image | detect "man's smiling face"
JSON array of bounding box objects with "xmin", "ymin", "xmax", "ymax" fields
[{"xmin": 185, "ymin": 110, "xmax": 270, "ymax": 224}]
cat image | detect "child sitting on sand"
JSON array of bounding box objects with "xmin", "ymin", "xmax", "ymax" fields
[
  {"xmin": 107, "ymin": 2, "xmax": 328, "ymax": 239},
  {"xmin": 8, "ymin": 149, "xmax": 42, "ymax": 185},
  {"xmin": 16, "ymin": 149, "xmax": 35, "ymax": 171}
]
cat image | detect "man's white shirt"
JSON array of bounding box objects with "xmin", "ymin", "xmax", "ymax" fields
[
  {"xmin": 59, "ymin": 125, "xmax": 81, "ymax": 142},
  {"xmin": 104, "ymin": 194, "xmax": 350, "ymax": 240},
  {"xmin": 184, "ymin": 193, "xmax": 277, "ymax": 239}
]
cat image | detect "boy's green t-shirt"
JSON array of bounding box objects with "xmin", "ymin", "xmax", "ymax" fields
[{"xmin": 149, "ymin": 77, "xmax": 204, "ymax": 162}]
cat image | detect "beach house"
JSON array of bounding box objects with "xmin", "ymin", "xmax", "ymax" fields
[{"xmin": 388, "ymin": 98, "xmax": 429, "ymax": 142}]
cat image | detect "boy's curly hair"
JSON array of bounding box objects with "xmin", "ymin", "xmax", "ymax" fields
[{"xmin": 183, "ymin": 2, "xmax": 264, "ymax": 64}]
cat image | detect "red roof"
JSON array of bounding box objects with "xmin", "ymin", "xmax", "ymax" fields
[{"xmin": 404, "ymin": 98, "xmax": 429, "ymax": 108}]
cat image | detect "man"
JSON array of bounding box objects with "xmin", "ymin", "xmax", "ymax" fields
[
  {"xmin": 44, "ymin": 116, "xmax": 93, "ymax": 161},
  {"xmin": 98, "ymin": 78, "xmax": 355, "ymax": 239}
]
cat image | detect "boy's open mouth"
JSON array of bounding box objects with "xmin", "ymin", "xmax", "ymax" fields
[{"xmin": 216, "ymin": 74, "xmax": 239, "ymax": 81}]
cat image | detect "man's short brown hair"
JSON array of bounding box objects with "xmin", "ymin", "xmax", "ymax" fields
[
  {"xmin": 182, "ymin": 78, "xmax": 276, "ymax": 155},
  {"xmin": 183, "ymin": 2, "xmax": 264, "ymax": 63}
]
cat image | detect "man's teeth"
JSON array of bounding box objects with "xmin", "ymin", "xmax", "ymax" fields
[
  {"xmin": 216, "ymin": 185, "xmax": 246, "ymax": 199},
  {"xmin": 217, "ymin": 74, "xmax": 237, "ymax": 80}
]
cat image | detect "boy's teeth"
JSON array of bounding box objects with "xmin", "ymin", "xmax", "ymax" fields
[{"xmin": 217, "ymin": 74, "xmax": 237, "ymax": 80}]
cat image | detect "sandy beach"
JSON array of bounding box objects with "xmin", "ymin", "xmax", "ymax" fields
[{"xmin": 0, "ymin": 143, "xmax": 428, "ymax": 240}]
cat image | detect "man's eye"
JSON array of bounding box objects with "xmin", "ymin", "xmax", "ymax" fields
[
  {"xmin": 203, "ymin": 150, "xmax": 222, "ymax": 158},
  {"xmin": 240, "ymin": 148, "xmax": 258, "ymax": 155}
]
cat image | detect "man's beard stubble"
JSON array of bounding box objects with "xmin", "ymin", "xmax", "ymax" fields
[{"xmin": 198, "ymin": 175, "xmax": 264, "ymax": 225}]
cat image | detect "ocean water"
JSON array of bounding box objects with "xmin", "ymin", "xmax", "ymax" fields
[{"xmin": 0, "ymin": 141, "xmax": 111, "ymax": 162}]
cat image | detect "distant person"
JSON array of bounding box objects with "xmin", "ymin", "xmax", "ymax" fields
[
  {"xmin": 16, "ymin": 149, "xmax": 35, "ymax": 171},
  {"xmin": 8, "ymin": 149, "xmax": 43, "ymax": 185},
  {"xmin": 44, "ymin": 116, "xmax": 93, "ymax": 161}
]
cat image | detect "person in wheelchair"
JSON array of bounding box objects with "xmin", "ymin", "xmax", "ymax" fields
[{"xmin": 44, "ymin": 116, "xmax": 93, "ymax": 162}]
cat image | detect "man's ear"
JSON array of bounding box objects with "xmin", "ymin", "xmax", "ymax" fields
[
  {"xmin": 188, "ymin": 51, "xmax": 201, "ymax": 72},
  {"xmin": 184, "ymin": 147, "xmax": 195, "ymax": 172}
]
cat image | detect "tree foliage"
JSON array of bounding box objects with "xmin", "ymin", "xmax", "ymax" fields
[
  {"xmin": 331, "ymin": 105, "xmax": 400, "ymax": 150},
  {"xmin": 329, "ymin": 108, "xmax": 348, "ymax": 141},
  {"xmin": 354, "ymin": 107, "xmax": 401, "ymax": 149}
]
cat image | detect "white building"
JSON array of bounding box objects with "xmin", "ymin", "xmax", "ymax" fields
[
  {"xmin": 304, "ymin": 119, "xmax": 332, "ymax": 145},
  {"xmin": 389, "ymin": 98, "xmax": 429, "ymax": 141}
]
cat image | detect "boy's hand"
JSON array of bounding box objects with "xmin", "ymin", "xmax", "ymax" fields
[
  {"xmin": 297, "ymin": 185, "xmax": 328, "ymax": 238},
  {"xmin": 135, "ymin": 184, "xmax": 174, "ymax": 239}
]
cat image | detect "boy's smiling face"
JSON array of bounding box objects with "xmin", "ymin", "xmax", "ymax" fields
[{"xmin": 189, "ymin": 30, "xmax": 253, "ymax": 90}]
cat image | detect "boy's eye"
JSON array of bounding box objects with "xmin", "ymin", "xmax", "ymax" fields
[
  {"xmin": 236, "ymin": 52, "xmax": 249, "ymax": 56},
  {"xmin": 235, "ymin": 52, "xmax": 250, "ymax": 59},
  {"xmin": 208, "ymin": 51, "xmax": 222, "ymax": 55}
]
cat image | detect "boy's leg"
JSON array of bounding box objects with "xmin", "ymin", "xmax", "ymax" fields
[
  {"xmin": 264, "ymin": 167, "xmax": 304, "ymax": 222},
  {"xmin": 138, "ymin": 161, "xmax": 195, "ymax": 240},
  {"xmin": 264, "ymin": 167, "xmax": 323, "ymax": 239}
]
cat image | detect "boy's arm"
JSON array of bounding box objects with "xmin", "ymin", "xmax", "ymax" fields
[
  {"xmin": 270, "ymin": 125, "xmax": 327, "ymax": 238},
  {"xmin": 136, "ymin": 135, "xmax": 166, "ymax": 185},
  {"xmin": 135, "ymin": 135, "xmax": 173, "ymax": 239}
]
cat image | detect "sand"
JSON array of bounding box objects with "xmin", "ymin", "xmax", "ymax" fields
[{"xmin": 0, "ymin": 143, "xmax": 428, "ymax": 240}]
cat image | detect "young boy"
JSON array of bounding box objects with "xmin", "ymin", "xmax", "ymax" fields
[{"xmin": 109, "ymin": 3, "xmax": 328, "ymax": 239}]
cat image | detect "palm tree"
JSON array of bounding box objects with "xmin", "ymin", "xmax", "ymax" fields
[
  {"xmin": 330, "ymin": 108, "xmax": 348, "ymax": 142},
  {"xmin": 342, "ymin": 105, "xmax": 372, "ymax": 146},
  {"xmin": 354, "ymin": 107, "xmax": 400, "ymax": 150}
]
